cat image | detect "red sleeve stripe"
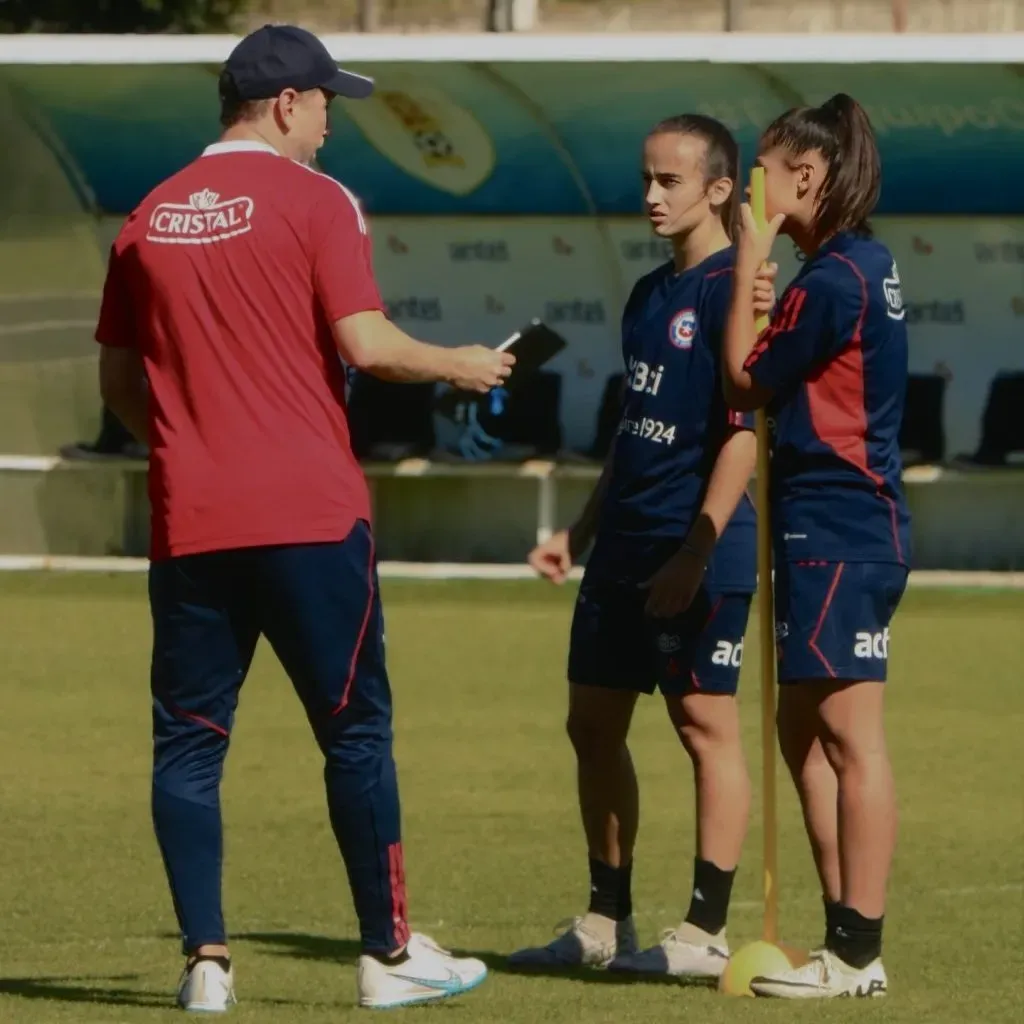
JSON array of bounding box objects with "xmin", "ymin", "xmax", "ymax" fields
[
  {"xmin": 744, "ymin": 286, "xmax": 807, "ymax": 369},
  {"xmin": 777, "ymin": 286, "xmax": 807, "ymax": 332},
  {"xmin": 743, "ymin": 324, "xmax": 775, "ymax": 369},
  {"xmin": 295, "ymin": 161, "xmax": 368, "ymax": 236}
]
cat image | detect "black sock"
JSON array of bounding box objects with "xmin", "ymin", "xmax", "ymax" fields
[
  {"xmin": 827, "ymin": 904, "xmax": 883, "ymax": 969},
  {"xmin": 824, "ymin": 898, "xmax": 841, "ymax": 948},
  {"xmin": 588, "ymin": 857, "xmax": 632, "ymax": 921},
  {"xmin": 684, "ymin": 858, "xmax": 736, "ymax": 935}
]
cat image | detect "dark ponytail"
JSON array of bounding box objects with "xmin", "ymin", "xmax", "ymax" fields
[
  {"xmin": 761, "ymin": 92, "xmax": 881, "ymax": 240},
  {"xmin": 648, "ymin": 113, "xmax": 740, "ymax": 239}
]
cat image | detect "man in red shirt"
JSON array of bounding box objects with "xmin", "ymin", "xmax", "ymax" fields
[{"xmin": 97, "ymin": 24, "xmax": 512, "ymax": 1013}]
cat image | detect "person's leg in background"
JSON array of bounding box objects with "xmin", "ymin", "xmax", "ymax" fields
[
  {"xmin": 507, "ymin": 581, "xmax": 647, "ymax": 970},
  {"xmin": 255, "ymin": 522, "xmax": 487, "ymax": 1009},
  {"xmin": 611, "ymin": 591, "xmax": 752, "ymax": 981},
  {"xmin": 149, "ymin": 550, "xmax": 260, "ymax": 1012}
]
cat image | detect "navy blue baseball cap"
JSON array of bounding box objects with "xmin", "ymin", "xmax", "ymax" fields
[{"xmin": 221, "ymin": 24, "xmax": 374, "ymax": 101}]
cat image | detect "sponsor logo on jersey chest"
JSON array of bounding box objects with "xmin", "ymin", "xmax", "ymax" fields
[{"xmin": 147, "ymin": 189, "xmax": 253, "ymax": 245}]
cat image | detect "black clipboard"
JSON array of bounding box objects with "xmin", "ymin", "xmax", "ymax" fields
[{"xmin": 434, "ymin": 319, "xmax": 567, "ymax": 421}]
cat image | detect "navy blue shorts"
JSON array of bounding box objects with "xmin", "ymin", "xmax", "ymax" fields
[
  {"xmin": 568, "ymin": 576, "xmax": 753, "ymax": 696},
  {"xmin": 148, "ymin": 519, "xmax": 391, "ymax": 748},
  {"xmin": 774, "ymin": 560, "xmax": 908, "ymax": 684}
]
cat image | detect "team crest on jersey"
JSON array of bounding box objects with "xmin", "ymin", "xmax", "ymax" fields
[
  {"xmin": 146, "ymin": 189, "xmax": 255, "ymax": 245},
  {"xmin": 883, "ymin": 260, "xmax": 906, "ymax": 321},
  {"xmin": 668, "ymin": 309, "xmax": 697, "ymax": 349}
]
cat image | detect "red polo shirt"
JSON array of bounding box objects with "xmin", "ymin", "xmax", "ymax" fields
[{"xmin": 96, "ymin": 140, "xmax": 382, "ymax": 561}]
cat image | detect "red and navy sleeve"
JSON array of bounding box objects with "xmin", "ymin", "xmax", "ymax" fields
[
  {"xmin": 705, "ymin": 269, "xmax": 755, "ymax": 432},
  {"xmin": 310, "ymin": 182, "xmax": 384, "ymax": 323},
  {"xmin": 743, "ymin": 269, "xmax": 849, "ymax": 394}
]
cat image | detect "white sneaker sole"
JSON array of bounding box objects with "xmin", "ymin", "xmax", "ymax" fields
[
  {"xmin": 178, "ymin": 992, "xmax": 235, "ymax": 1012},
  {"xmin": 179, "ymin": 1002, "xmax": 234, "ymax": 1013},
  {"xmin": 610, "ymin": 963, "xmax": 725, "ymax": 981},
  {"xmin": 751, "ymin": 980, "xmax": 887, "ymax": 999},
  {"xmin": 360, "ymin": 968, "xmax": 488, "ymax": 1010}
]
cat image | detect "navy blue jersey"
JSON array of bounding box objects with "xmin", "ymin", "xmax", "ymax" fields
[
  {"xmin": 590, "ymin": 246, "xmax": 757, "ymax": 591},
  {"xmin": 744, "ymin": 232, "xmax": 912, "ymax": 565}
]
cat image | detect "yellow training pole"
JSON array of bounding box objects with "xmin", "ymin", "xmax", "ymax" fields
[
  {"xmin": 718, "ymin": 170, "xmax": 800, "ymax": 996},
  {"xmin": 749, "ymin": 166, "xmax": 779, "ymax": 945}
]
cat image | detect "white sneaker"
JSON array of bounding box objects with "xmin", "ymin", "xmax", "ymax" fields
[
  {"xmin": 609, "ymin": 923, "xmax": 729, "ymax": 980},
  {"xmin": 750, "ymin": 949, "xmax": 888, "ymax": 999},
  {"xmin": 357, "ymin": 933, "xmax": 487, "ymax": 1010},
  {"xmin": 507, "ymin": 914, "xmax": 638, "ymax": 969},
  {"xmin": 177, "ymin": 958, "xmax": 236, "ymax": 1013}
]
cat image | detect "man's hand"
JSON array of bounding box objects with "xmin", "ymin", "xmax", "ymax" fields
[
  {"xmin": 753, "ymin": 261, "xmax": 778, "ymax": 320},
  {"xmin": 528, "ymin": 529, "xmax": 575, "ymax": 584},
  {"xmin": 639, "ymin": 545, "xmax": 707, "ymax": 619},
  {"xmin": 331, "ymin": 311, "xmax": 516, "ymax": 388},
  {"xmin": 448, "ymin": 345, "xmax": 515, "ymax": 393}
]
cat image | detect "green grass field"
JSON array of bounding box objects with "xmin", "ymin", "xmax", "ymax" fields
[{"xmin": 2, "ymin": 574, "xmax": 1022, "ymax": 1022}]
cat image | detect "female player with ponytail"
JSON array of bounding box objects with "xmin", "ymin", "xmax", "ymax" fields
[{"xmin": 722, "ymin": 93, "xmax": 911, "ymax": 999}]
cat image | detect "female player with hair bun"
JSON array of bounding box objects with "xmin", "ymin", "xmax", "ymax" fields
[{"xmin": 722, "ymin": 93, "xmax": 911, "ymax": 999}]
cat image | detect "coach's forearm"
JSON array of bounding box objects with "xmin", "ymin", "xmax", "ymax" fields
[
  {"xmin": 333, "ymin": 311, "xmax": 457, "ymax": 384},
  {"xmin": 686, "ymin": 428, "xmax": 757, "ymax": 559},
  {"xmin": 722, "ymin": 264, "xmax": 762, "ymax": 410},
  {"xmin": 99, "ymin": 348, "xmax": 148, "ymax": 444},
  {"xmin": 104, "ymin": 390, "xmax": 148, "ymax": 445}
]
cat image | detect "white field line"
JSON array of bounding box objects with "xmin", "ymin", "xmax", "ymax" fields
[
  {"xmin": 0, "ymin": 555, "xmax": 1023, "ymax": 590},
  {"xmin": 0, "ymin": 319, "xmax": 96, "ymax": 337},
  {"xmin": 0, "ymin": 292, "xmax": 101, "ymax": 304}
]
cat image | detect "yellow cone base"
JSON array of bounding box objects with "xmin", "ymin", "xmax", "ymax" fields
[{"xmin": 718, "ymin": 940, "xmax": 809, "ymax": 997}]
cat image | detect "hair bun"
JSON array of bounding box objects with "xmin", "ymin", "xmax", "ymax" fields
[{"xmin": 821, "ymin": 93, "xmax": 857, "ymax": 119}]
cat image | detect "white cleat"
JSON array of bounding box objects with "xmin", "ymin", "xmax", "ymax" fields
[
  {"xmin": 507, "ymin": 914, "xmax": 638, "ymax": 970},
  {"xmin": 177, "ymin": 958, "xmax": 236, "ymax": 1013},
  {"xmin": 357, "ymin": 933, "xmax": 487, "ymax": 1010},
  {"xmin": 609, "ymin": 924, "xmax": 729, "ymax": 980},
  {"xmin": 750, "ymin": 949, "xmax": 888, "ymax": 999}
]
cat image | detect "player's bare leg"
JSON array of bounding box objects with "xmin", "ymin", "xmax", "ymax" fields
[
  {"xmin": 670, "ymin": 692, "xmax": 750, "ymax": 875},
  {"xmin": 752, "ymin": 681, "xmax": 892, "ymax": 999},
  {"xmin": 818, "ymin": 681, "xmax": 896, "ymax": 919},
  {"xmin": 778, "ymin": 686, "xmax": 841, "ymax": 941},
  {"xmin": 507, "ymin": 684, "xmax": 639, "ymax": 969},
  {"xmin": 611, "ymin": 692, "xmax": 748, "ymax": 980},
  {"xmin": 568, "ymin": 684, "xmax": 640, "ymax": 873}
]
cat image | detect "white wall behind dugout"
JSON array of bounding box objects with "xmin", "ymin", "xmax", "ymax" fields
[{"xmin": 363, "ymin": 215, "xmax": 1024, "ymax": 458}]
